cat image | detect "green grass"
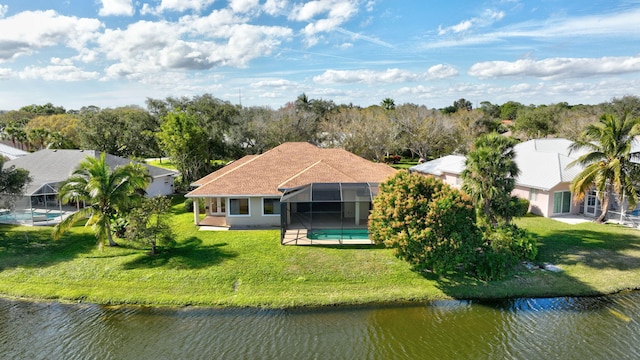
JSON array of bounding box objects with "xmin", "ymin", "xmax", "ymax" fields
[
  {"xmin": 0, "ymin": 204, "xmax": 638, "ymax": 308},
  {"xmin": 145, "ymin": 159, "xmax": 178, "ymax": 171}
]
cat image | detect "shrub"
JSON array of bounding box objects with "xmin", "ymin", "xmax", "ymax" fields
[
  {"xmin": 183, "ymin": 198, "xmax": 204, "ymax": 212},
  {"xmin": 184, "ymin": 198, "xmax": 195, "ymax": 212},
  {"xmin": 369, "ymin": 171, "xmax": 482, "ymax": 274},
  {"xmin": 474, "ymin": 224, "xmax": 538, "ymax": 280}
]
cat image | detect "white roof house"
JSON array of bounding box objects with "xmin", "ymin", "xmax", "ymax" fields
[
  {"xmin": 410, "ymin": 155, "xmax": 466, "ymax": 177},
  {"xmin": 410, "ymin": 138, "xmax": 591, "ymax": 218},
  {"xmin": 1, "ymin": 149, "xmax": 179, "ymax": 225},
  {"xmin": 0, "ymin": 142, "xmax": 28, "ymax": 160}
]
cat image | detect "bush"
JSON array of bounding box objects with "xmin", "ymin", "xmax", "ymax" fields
[
  {"xmin": 369, "ymin": 171, "xmax": 482, "ymax": 274},
  {"xmin": 184, "ymin": 198, "xmax": 195, "ymax": 212},
  {"xmin": 183, "ymin": 198, "xmax": 204, "ymax": 212},
  {"xmin": 474, "ymin": 224, "xmax": 538, "ymax": 280},
  {"xmin": 511, "ymin": 197, "xmax": 530, "ymax": 217}
]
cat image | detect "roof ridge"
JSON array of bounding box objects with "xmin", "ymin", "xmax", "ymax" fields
[
  {"xmin": 197, "ymin": 152, "xmax": 264, "ymax": 187},
  {"xmin": 277, "ymin": 160, "xmax": 323, "ymax": 188}
]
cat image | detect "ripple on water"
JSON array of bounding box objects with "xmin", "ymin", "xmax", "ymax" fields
[{"xmin": 0, "ymin": 293, "xmax": 638, "ymax": 360}]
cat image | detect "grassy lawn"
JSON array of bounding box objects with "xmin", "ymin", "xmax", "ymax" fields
[{"xmin": 0, "ymin": 201, "xmax": 638, "ymax": 308}]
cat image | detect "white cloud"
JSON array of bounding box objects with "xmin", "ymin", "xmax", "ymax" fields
[
  {"xmin": 289, "ymin": 0, "xmax": 359, "ymax": 46},
  {"xmin": 0, "ymin": 5, "xmax": 8, "ymax": 18},
  {"xmin": 438, "ymin": 9, "xmax": 504, "ymax": 35},
  {"xmin": 427, "ymin": 8, "xmax": 640, "ymax": 50},
  {"xmin": 313, "ymin": 68, "xmax": 420, "ymax": 84},
  {"xmin": 313, "ymin": 65, "xmax": 457, "ymax": 84},
  {"xmin": 263, "ymin": 0, "xmax": 288, "ymax": 15},
  {"xmin": 426, "ymin": 64, "xmax": 458, "ymax": 79},
  {"xmin": 156, "ymin": 0, "xmax": 216, "ymax": 13},
  {"xmin": 468, "ymin": 55, "xmax": 640, "ymax": 79},
  {"xmin": 230, "ymin": 0, "xmax": 260, "ymax": 14},
  {"xmin": 250, "ymin": 79, "xmax": 295, "ymax": 89},
  {"xmin": 0, "ymin": 10, "xmax": 102, "ymax": 62},
  {"xmin": 19, "ymin": 65, "xmax": 100, "ymax": 81},
  {"xmin": 99, "ymin": 0, "xmax": 134, "ymax": 16},
  {"xmin": 0, "ymin": 67, "xmax": 14, "ymax": 80},
  {"xmin": 96, "ymin": 14, "xmax": 292, "ymax": 80}
]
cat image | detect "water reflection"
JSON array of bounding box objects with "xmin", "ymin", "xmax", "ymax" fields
[{"xmin": 0, "ymin": 292, "xmax": 638, "ymax": 360}]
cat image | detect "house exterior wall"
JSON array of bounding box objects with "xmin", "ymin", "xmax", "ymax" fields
[
  {"xmin": 546, "ymin": 183, "xmax": 578, "ymax": 217},
  {"xmin": 225, "ymin": 196, "xmax": 280, "ymax": 227},
  {"xmin": 512, "ymin": 186, "xmax": 551, "ymax": 217},
  {"xmin": 146, "ymin": 175, "xmax": 175, "ymax": 197},
  {"xmin": 442, "ymin": 173, "xmax": 462, "ymax": 189}
]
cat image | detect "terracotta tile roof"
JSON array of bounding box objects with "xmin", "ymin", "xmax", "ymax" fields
[{"xmin": 187, "ymin": 142, "xmax": 397, "ymax": 197}]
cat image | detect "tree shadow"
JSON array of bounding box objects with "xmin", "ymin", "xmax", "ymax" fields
[
  {"xmin": 536, "ymin": 226, "xmax": 640, "ymax": 271},
  {"xmin": 432, "ymin": 222, "xmax": 640, "ymax": 300},
  {"xmin": 120, "ymin": 236, "xmax": 237, "ymax": 270},
  {"xmin": 0, "ymin": 224, "xmax": 96, "ymax": 271}
]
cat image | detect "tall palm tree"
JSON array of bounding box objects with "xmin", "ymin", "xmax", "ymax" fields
[
  {"xmin": 569, "ymin": 114, "xmax": 640, "ymax": 223},
  {"xmin": 462, "ymin": 132, "xmax": 520, "ymax": 225},
  {"xmin": 52, "ymin": 153, "xmax": 150, "ymax": 248}
]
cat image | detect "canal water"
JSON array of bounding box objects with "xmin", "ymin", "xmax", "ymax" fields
[{"xmin": 1, "ymin": 292, "xmax": 638, "ymax": 359}]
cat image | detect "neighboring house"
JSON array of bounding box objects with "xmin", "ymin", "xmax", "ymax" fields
[
  {"xmin": 0, "ymin": 142, "xmax": 28, "ymax": 160},
  {"xmin": 410, "ymin": 138, "xmax": 602, "ymax": 218},
  {"xmin": 0, "ymin": 149, "xmax": 178, "ymax": 225},
  {"xmin": 186, "ymin": 142, "xmax": 397, "ymax": 243}
]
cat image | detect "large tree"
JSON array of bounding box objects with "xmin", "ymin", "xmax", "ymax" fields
[
  {"xmin": 156, "ymin": 111, "xmax": 209, "ymax": 185},
  {"xmin": 569, "ymin": 114, "xmax": 640, "ymax": 223},
  {"xmin": 462, "ymin": 133, "xmax": 520, "ymax": 225},
  {"xmin": 80, "ymin": 106, "xmax": 160, "ymax": 159},
  {"xmin": 52, "ymin": 153, "xmax": 150, "ymax": 248},
  {"xmin": 369, "ymin": 171, "xmax": 481, "ymax": 274}
]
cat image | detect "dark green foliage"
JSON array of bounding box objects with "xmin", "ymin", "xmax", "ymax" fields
[
  {"xmin": 0, "ymin": 157, "xmax": 31, "ymax": 209},
  {"xmin": 184, "ymin": 198, "xmax": 195, "ymax": 212},
  {"xmin": 157, "ymin": 111, "xmax": 210, "ymax": 184},
  {"xmin": 511, "ymin": 197, "xmax": 530, "ymax": 217},
  {"xmin": 474, "ymin": 224, "xmax": 538, "ymax": 280},
  {"xmin": 126, "ymin": 196, "xmax": 175, "ymax": 255},
  {"xmin": 462, "ymin": 133, "xmax": 520, "ymax": 225},
  {"xmin": 369, "ymin": 171, "xmax": 482, "ymax": 274},
  {"xmin": 183, "ymin": 198, "xmax": 204, "ymax": 212}
]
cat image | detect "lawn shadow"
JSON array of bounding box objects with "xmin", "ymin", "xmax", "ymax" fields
[
  {"xmin": 120, "ymin": 236, "xmax": 237, "ymax": 270},
  {"xmin": 432, "ymin": 223, "xmax": 640, "ymax": 300},
  {"xmin": 536, "ymin": 226, "xmax": 640, "ymax": 271},
  {"xmin": 0, "ymin": 224, "xmax": 96, "ymax": 271}
]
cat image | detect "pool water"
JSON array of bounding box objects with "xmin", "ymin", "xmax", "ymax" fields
[
  {"xmin": 0, "ymin": 212, "xmax": 61, "ymax": 222},
  {"xmin": 307, "ymin": 229, "xmax": 370, "ymax": 240}
]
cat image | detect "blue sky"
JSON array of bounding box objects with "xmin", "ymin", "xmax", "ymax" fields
[{"xmin": 0, "ymin": 0, "xmax": 639, "ymax": 110}]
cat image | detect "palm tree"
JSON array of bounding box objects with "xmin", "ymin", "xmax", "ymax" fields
[
  {"xmin": 462, "ymin": 132, "xmax": 520, "ymax": 225},
  {"xmin": 569, "ymin": 114, "xmax": 640, "ymax": 223},
  {"xmin": 52, "ymin": 153, "xmax": 150, "ymax": 248},
  {"xmin": 381, "ymin": 98, "xmax": 396, "ymax": 110}
]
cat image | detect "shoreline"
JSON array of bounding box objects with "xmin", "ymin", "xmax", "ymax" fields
[{"xmin": 2, "ymin": 286, "xmax": 638, "ymax": 311}]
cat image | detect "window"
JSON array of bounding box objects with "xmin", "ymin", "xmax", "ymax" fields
[
  {"xmin": 529, "ymin": 189, "xmax": 538, "ymax": 201},
  {"xmin": 229, "ymin": 198, "xmax": 249, "ymax": 215},
  {"xmin": 263, "ymin": 198, "xmax": 281, "ymax": 215}
]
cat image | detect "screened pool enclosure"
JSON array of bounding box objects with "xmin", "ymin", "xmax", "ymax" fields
[
  {"xmin": 0, "ymin": 181, "xmax": 73, "ymax": 225},
  {"xmin": 279, "ymin": 182, "xmax": 378, "ymax": 243}
]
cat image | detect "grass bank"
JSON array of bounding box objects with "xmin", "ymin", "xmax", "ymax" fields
[{"xmin": 0, "ymin": 201, "xmax": 638, "ymax": 308}]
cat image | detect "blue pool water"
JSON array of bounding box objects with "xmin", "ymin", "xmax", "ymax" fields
[
  {"xmin": 307, "ymin": 229, "xmax": 370, "ymax": 240},
  {"xmin": 0, "ymin": 212, "xmax": 61, "ymax": 222}
]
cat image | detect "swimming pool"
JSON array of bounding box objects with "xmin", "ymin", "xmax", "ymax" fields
[
  {"xmin": 0, "ymin": 211, "xmax": 61, "ymax": 222},
  {"xmin": 307, "ymin": 229, "xmax": 370, "ymax": 240}
]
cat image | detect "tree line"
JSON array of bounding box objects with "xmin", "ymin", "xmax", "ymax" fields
[{"xmin": 2, "ymin": 94, "xmax": 640, "ymax": 186}]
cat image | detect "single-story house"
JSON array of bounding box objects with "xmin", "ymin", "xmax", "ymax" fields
[
  {"xmin": 410, "ymin": 138, "xmax": 606, "ymax": 218},
  {"xmin": 0, "ymin": 142, "xmax": 28, "ymax": 160},
  {"xmin": 0, "ymin": 149, "xmax": 178, "ymax": 225},
  {"xmin": 186, "ymin": 142, "xmax": 397, "ymax": 244}
]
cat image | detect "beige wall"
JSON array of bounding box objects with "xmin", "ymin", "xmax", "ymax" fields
[{"xmin": 225, "ymin": 196, "xmax": 280, "ymax": 227}]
